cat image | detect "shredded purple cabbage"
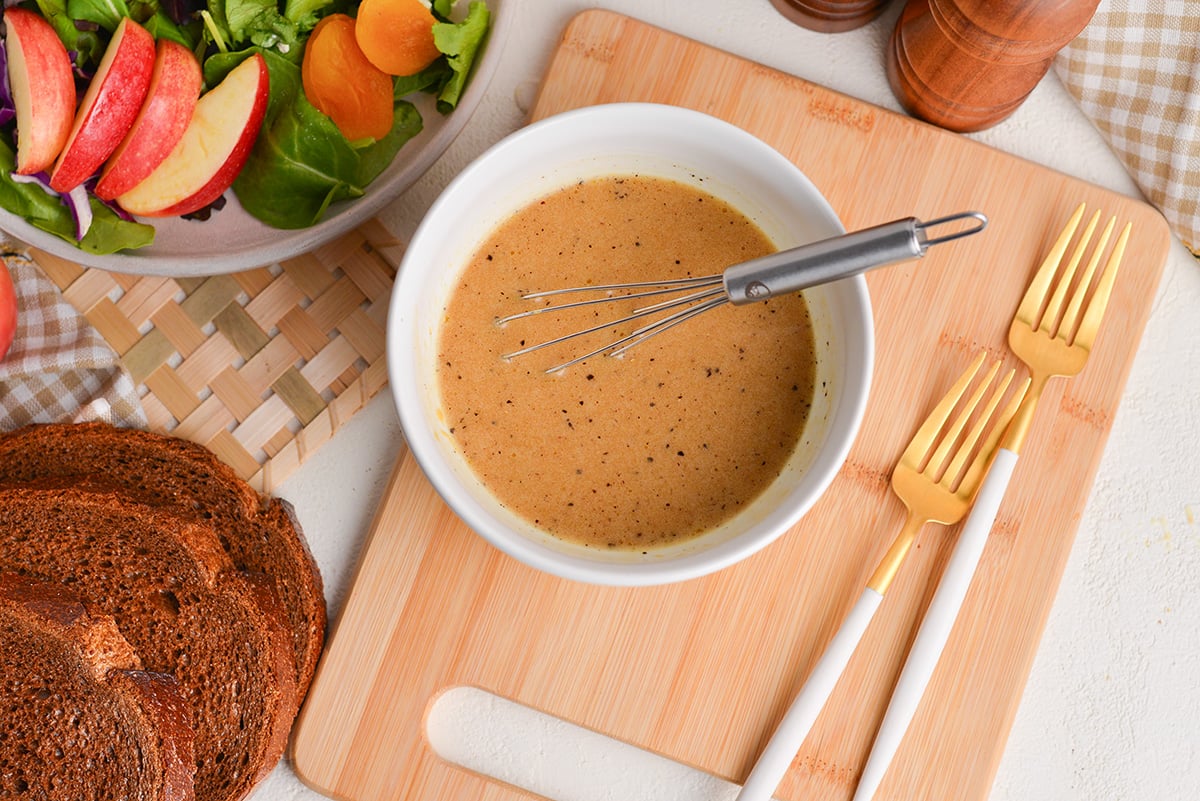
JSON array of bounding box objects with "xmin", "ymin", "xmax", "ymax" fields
[
  {"xmin": 9, "ymin": 171, "xmax": 57, "ymax": 195},
  {"xmin": 101, "ymin": 196, "xmax": 134, "ymax": 222},
  {"xmin": 66, "ymin": 49, "xmax": 94, "ymax": 82},
  {"xmin": 63, "ymin": 184, "xmax": 93, "ymax": 240},
  {"xmin": 0, "ymin": 42, "xmax": 14, "ymax": 128}
]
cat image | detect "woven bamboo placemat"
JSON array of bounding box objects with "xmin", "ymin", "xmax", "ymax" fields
[{"xmin": 29, "ymin": 220, "xmax": 401, "ymax": 494}]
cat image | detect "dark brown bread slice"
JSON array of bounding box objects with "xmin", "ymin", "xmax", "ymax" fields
[
  {"xmin": 0, "ymin": 487, "xmax": 297, "ymax": 801},
  {"xmin": 0, "ymin": 422, "xmax": 325, "ymax": 702},
  {"xmin": 0, "ymin": 573, "xmax": 195, "ymax": 801}
]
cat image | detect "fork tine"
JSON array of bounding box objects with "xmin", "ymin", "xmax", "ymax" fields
[
  {"xmin": 1057, "ymin": 215, "xmax": 1115, "ymax": 341},
  {"xmin": 900, "ymin": 352, "xmax": 986, "ymax": 465},
  {"xmin": 1015, "ymin": 203, "xmax": 1086, "ymax": 326},
  {"xmin": 938, "ymin": 366, "xmax": 1016, "ymax": 490},
  {"xmin": 925, "ymin": 359, "xmax": 1001, "ymax": 482},
  {"xmin": 1074, "ymin": 221, "xmax": 1131, "ymax": 349},
  {"xmin": 959, "ymin": 374, "xmax": 1030, "ymax": 491},
  {"xmin": 1040, "ymin": 209, "xmax": 1101, "ymax": 334}
]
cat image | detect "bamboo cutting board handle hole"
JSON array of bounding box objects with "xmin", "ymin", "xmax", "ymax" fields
[{"xmin": 426, "ymin": 686, "xmax": 739, "ymax": 800}]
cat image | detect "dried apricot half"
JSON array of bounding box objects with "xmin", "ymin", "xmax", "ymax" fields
[
  {"xmin": 354, "ymin": 0, "xmax": 443, "ymax": 77},
  {"xmin": 302, "ymin": 13, "xmax": 395, "ymax": 141}
]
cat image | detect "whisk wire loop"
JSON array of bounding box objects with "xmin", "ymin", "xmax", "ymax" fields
[
  {"xmin": 501, "ymin": 285, "xmax": 728, "ymax": 368},
  {"xmin": 550, "ymin": 293, "xmax": 730, "ymax": 373},
  {"xmin": 495, "ymin": 275, "xmax": 724, "ymax": 326}
]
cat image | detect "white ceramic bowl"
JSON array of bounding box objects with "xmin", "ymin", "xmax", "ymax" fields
[
  {"xmin": 388, "ymin": 102, "xmax": 873, "ymax": 586},
  {"xmin": 0, "ymin": 0, "xmax": 509, "ymax": 276}
]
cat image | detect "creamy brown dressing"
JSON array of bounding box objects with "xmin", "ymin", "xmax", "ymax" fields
[{"xmin": 437, "ymin": 175, "xmax": 817, "ymax": 551}]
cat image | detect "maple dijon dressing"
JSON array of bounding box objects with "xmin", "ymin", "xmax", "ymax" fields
[{"xmin": 437, "ymin": 175, "xmax": 818, "ymax": 551}]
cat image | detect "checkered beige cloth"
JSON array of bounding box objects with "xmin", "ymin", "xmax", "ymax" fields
[
  {"xmin": 0, "ymin": 248, "xmax": 145, "ymax": 430},
  {"xmin": 1054, "ymin": 0, "xmax": 1200, "ymax": 256}
]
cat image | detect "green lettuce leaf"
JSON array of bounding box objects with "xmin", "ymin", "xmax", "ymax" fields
[
  {"xmin": 77, "ymin": 199, "xmax": 157, "ymax": 253},
  {"xmin": 392, "ymin": 59, "xmax": 452, "ymax": 100},
  {"xmin": 354, "ymin": 101, "xmax": 423, "ymax": 186},
  {"xmin": 202, "ymin": 0, "xmax": 309, "ymax": 59},
  {"xmin": 283, "ymin": 0, "xmax": 340, "ymax": 28},
  {"xmin": 432, "ymin": 0, "xmax": 490, "ymax": 112},
  {"xmin": 33, "ymin": 0, "xmax": 106, "ymax": 65},
  {"xmin": 66, "ymin": 0, "xmax": 130, "ymax": 31},
  {"xmin": 224, "ymin": 0, "xmax": 301, "ymax": 51},
  {"xmin": 140, "ymin": 7, "xmax": 202, "ymax": 49}
]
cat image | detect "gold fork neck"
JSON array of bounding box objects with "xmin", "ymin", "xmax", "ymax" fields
[
  {"xmin": 1000, "ymin": 371, "xmax": 1052, "ymax": 456},
  {"xmin": 867, "ymin": 511, "xmax": 928, "ymax": 595}
]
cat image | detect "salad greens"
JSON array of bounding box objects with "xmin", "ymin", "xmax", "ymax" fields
[
  {"xmin": 0, "ymin": 0, "xmax": 491, "ymax": 252},
  {"xmin": 0, "ymin": 139, "xmax": 155, "ymax": 253},
  {"xmin": 431, "ymin": 0, "xmax": 488, "ymax": 111},
  {"xmin": 229, "ymin": 48, "xmax": 425, "ymax": 229}
]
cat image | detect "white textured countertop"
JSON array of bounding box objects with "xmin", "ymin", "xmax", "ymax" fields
[{"xmin": 263, "ymin": 2, "xmax": 1200, "ymax": 800}]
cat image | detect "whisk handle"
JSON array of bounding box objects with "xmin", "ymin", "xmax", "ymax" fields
[{"xmin": 723, "ymin": 213, "xmax": 985, "ymax": 304}]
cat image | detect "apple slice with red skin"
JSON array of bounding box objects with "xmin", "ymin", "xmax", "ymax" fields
[
  {"xmin": 116, "ymin": 54, "xmax": 269, "ymax": 218},
  {"xmin": 0, "ymin": 260, "xmax": 16, "ymax": 361},
  {"xmin": 94, "ymin": 39, "xmax": 202, "ymax": 201},
  {"xmin": 49, "ymin": 17, "xmax": 155, "ymax": 193},
  {"xmin": 4, "ymin": 8, "xmax": 76, "ymax": 175}
]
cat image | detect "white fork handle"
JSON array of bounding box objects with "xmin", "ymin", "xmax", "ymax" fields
[
  {"xmin": 735, "ymin": 587, "xmax": 883, "ymax": 801},
  {"xmin": 852, "ymin": 447, "xmax": 1019, "ymax": 801}
]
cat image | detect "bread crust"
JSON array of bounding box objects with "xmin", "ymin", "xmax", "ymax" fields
[
  {"xmin": 0, "ymin": 422, "xmax": 326, "ymax": 702},
  {"xmin": 0, "ymin": 573, "xmax": 196, "ymax": 801},
  {"xmin": 110, "ymin": 669, "xmax": 199, "ymax": 801}
]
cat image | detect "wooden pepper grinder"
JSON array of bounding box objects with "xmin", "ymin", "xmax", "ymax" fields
[
  {"xmin": 769, "ymin": 0, "xmax": 894, "ymax": 33},
  {"xmin": 886, "ymin": 0, "xmax": 1100, "ymax": 131}
]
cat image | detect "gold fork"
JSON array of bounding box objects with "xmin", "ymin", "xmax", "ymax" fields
[
  {"xmin": 735, "ymin": 352, "xmax": 1028, "ymax": 801},
  {"xmin": 1003, "ymin": 201, "xmax": 1130, "ymax": 453},
  {"xmin": 853, "ymin": 203, "xmax": 1130, "ymax": 801}
]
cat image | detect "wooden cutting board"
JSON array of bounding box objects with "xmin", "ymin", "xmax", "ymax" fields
[{"xmin": 291, "ymin": 11, "xmax": 1171, "ymax": 801}]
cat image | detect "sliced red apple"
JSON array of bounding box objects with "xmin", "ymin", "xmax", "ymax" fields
[
  {"xmin": 94, "ymin": 39, "xmax": 202, "ymax": 201},
  {"xmin": 0, "ymin": 260, "xmax": 16, "ymax": 361},
  {"xmin": 49, "ymin": 17, "xmax": 155, "ymax": 192},
  {"xmin": 116, "ymin": 54, "xmax": 269, "ymax": 218},
  {"xmin": 4, "ymin": 8, "xmax": 76, "ymax": 175}
]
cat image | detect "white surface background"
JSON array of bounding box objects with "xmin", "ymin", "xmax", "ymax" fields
[{"xmin": 262, "ymin": 2, "xmax": 1200, "ymax": 800}]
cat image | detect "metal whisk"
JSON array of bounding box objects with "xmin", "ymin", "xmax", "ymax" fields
[{"xmin": 499, "ymin": 211, "xmax": 987, "ymax": 372}]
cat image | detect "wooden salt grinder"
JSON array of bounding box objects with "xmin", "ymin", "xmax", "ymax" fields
[
  {"xmin": 886, "ymin": 0, "xmax": 1101, "ymax": 132},
  {"xmin": 769, "ymin": 0, "xmax": 894, "ymax": 33}
]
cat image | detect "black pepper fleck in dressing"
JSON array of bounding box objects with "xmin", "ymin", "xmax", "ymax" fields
[{"xmin": 438, "ymin": 175, "xmax": 817, "ymax": 551}]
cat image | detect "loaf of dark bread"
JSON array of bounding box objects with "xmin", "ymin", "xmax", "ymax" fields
[
  {"xmin": 0, "ymin": 486, "xmax": 297, "ymax": 801},
  {"xmin": 0, "ymin": 573, "xmax": 196, "ymax": 801},
  {"xmin": 0, "ymin": 422, "xmax": 326, "ymax": 702}
]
